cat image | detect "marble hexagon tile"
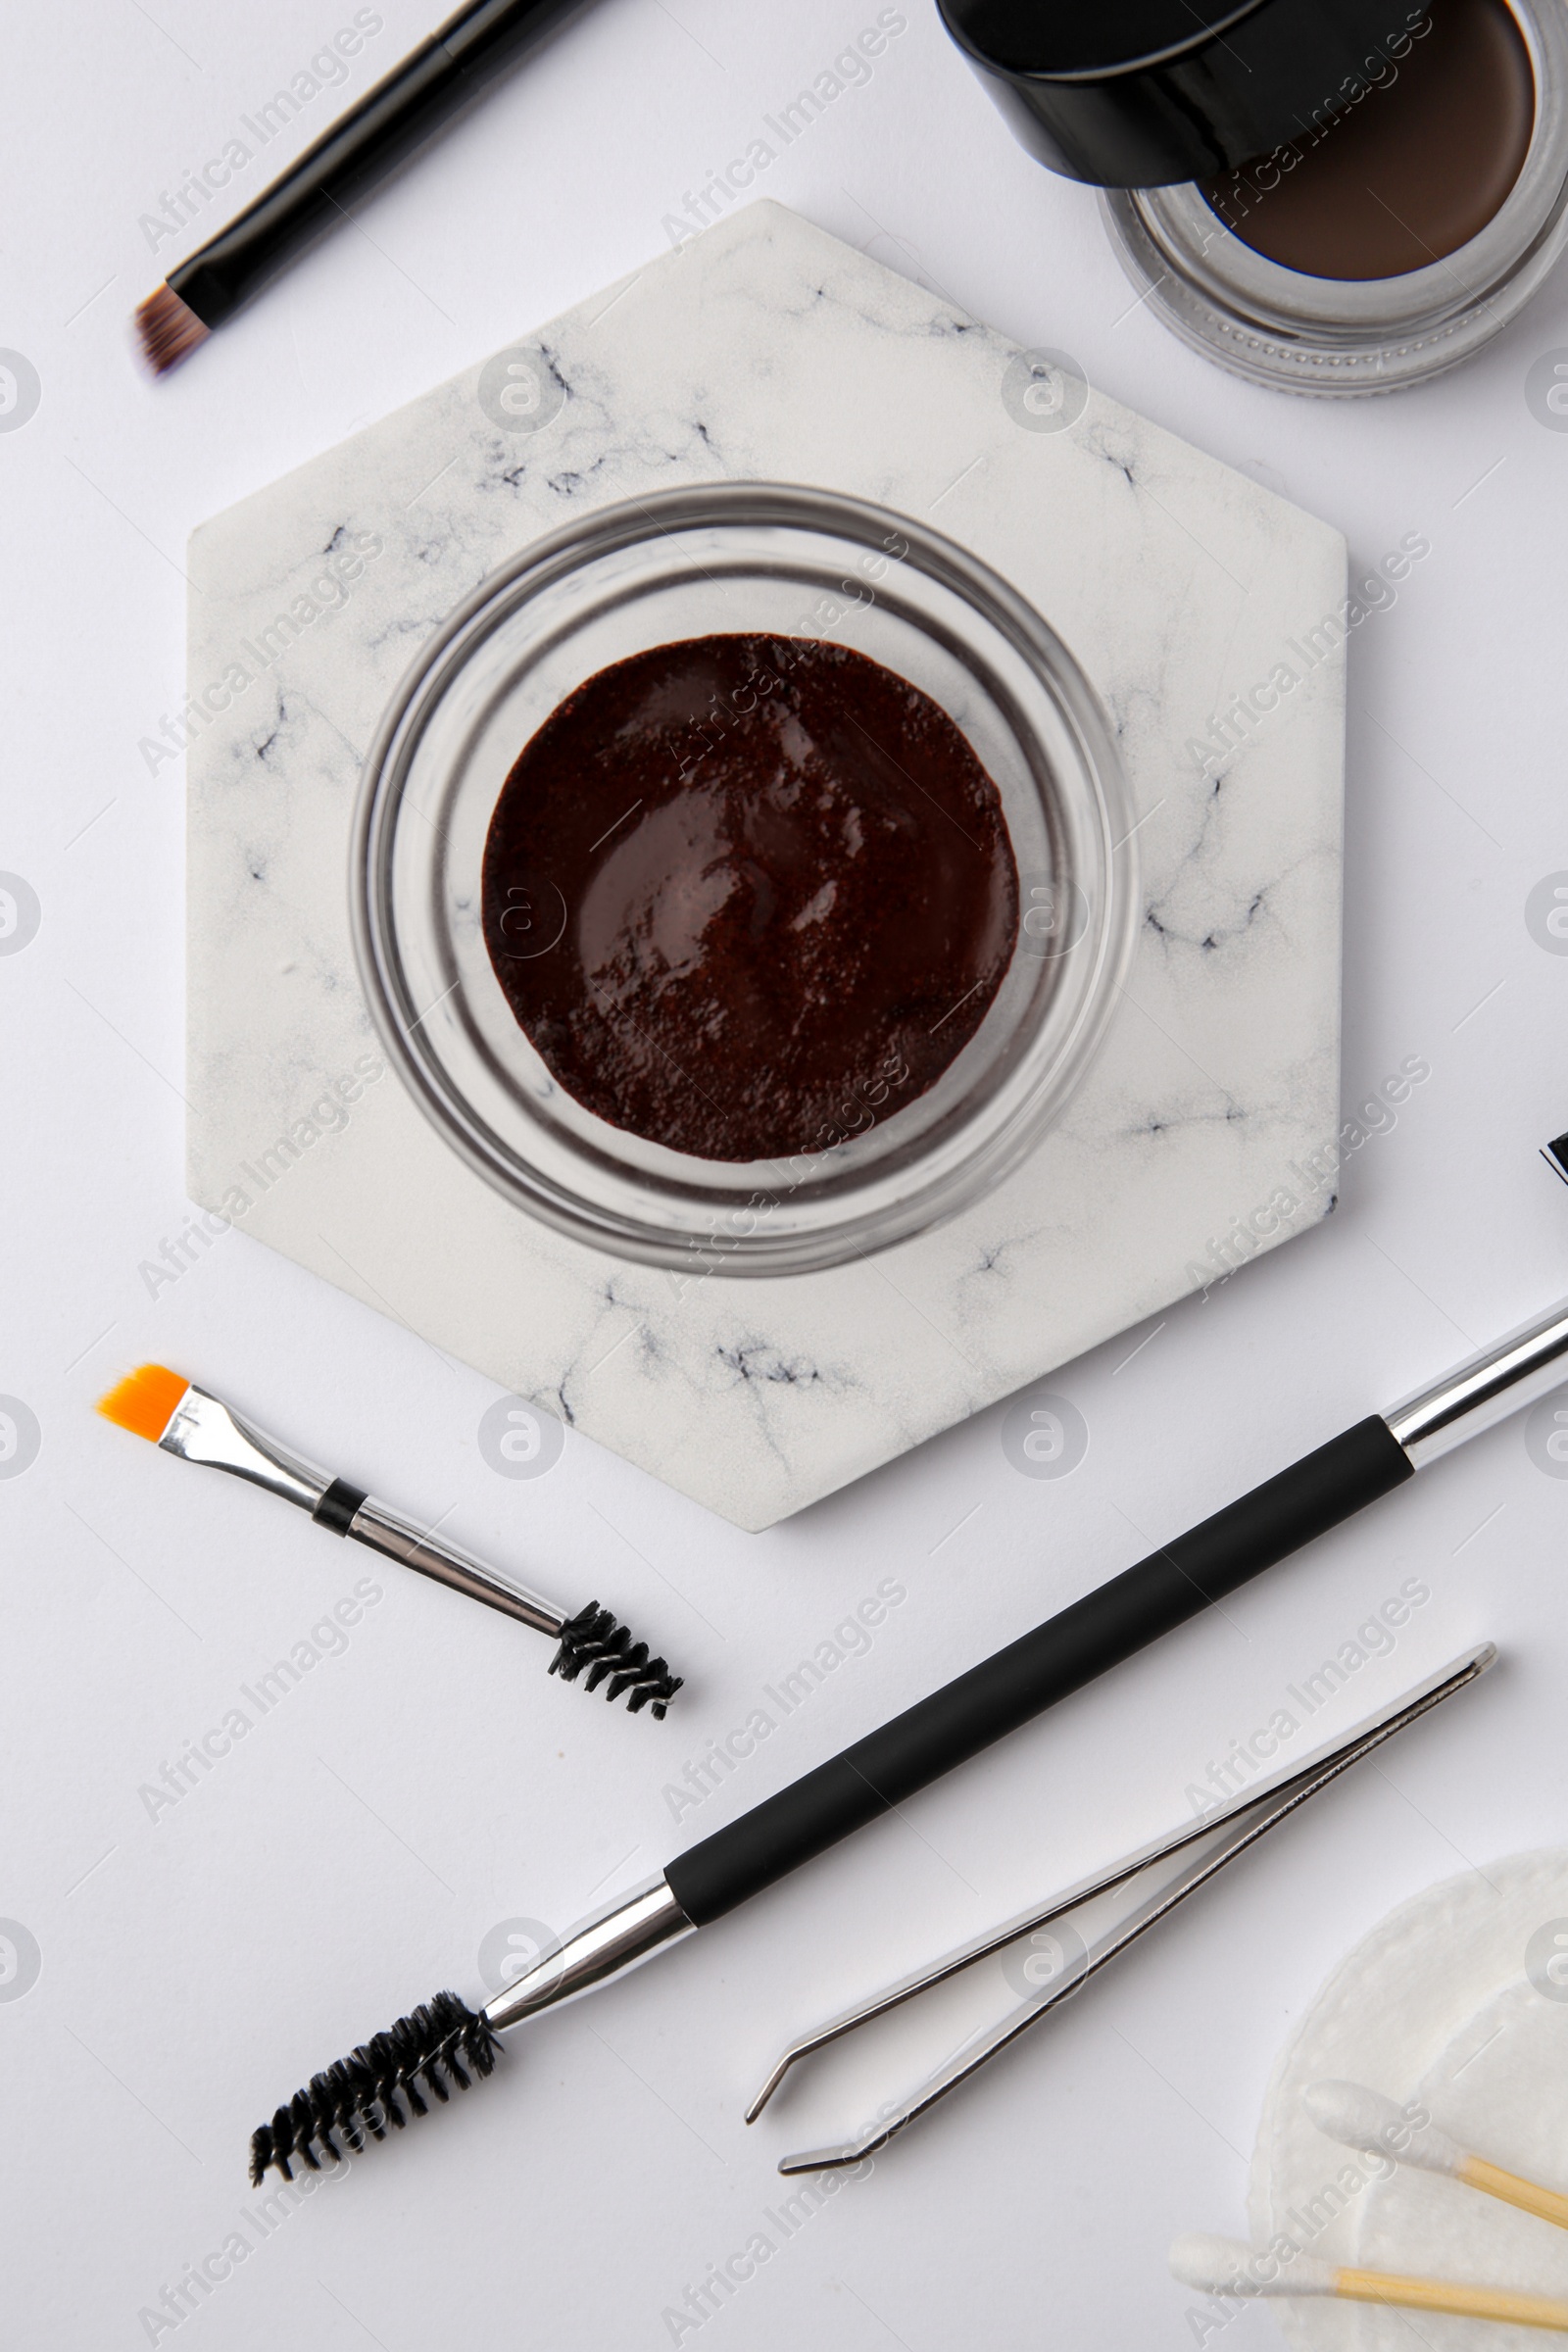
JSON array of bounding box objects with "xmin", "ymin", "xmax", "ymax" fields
[{"xmin": 185, "ymin": 199, "xmax": 1346, "ymax": 1532}]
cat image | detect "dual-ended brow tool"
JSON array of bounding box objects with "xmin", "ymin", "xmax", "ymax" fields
[
  {"xmin": 245, "ymin": 1288, "xmax": 1565, "ymax": 2183},
  {"xmin": 96, "ymin": 1366, "xmax": 681, "ymax": 1717}
]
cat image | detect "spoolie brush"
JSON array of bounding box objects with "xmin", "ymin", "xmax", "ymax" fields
[
  {"xmin": 97, "ymin": 1365, "xmax": 681, "ymax": 1719},
  {"xmin": 249, "ymin": 1990, "xmax": 500, "ymax": 2182},
  {"xmin": 246, "ymin": 1865, "xmax": 697, "ymax": 2181},
  {"xmin": 550, "ymin": 1599, "xmax": 683, "ymax": 1710}
]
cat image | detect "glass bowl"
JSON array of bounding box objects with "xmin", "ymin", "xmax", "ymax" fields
[{"xmin": 351, "ymin": 483, "xmax": 1135, "ymax": 1276}]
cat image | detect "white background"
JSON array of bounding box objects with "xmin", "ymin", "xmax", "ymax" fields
[{"xmin": 5, "ymin": 4, "xmax": 1568, "ymax": 2346}]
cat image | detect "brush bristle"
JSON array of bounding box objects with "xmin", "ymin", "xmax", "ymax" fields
[
  {"xmin": 96, "ymin": 1364, "xmax": 189, "ymax": 1444},
  {"xmin": 134, "ymin": 284, "xmax": 210, "ymax": 376},
  {"xmin": 551, "ymin": 1599, "xmax": 683, "ymax": 1717},
  {"xmin": 248, "ymin": 1990, "xmax": 500, "ymax": 2183}
]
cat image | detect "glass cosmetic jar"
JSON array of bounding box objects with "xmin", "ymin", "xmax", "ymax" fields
[
  {"xmin": 351, "ymin": 484, "xmax": 1135, "ymax": 1277},
  {"xmin": 941, "ymin": 0, "xmax": 1568, "ymax": 396}
]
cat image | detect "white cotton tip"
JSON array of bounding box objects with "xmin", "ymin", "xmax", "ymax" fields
[
  {"xmin": 1168, "ymin": 2233, "xmax": 1336, "ymax": 2299},
  {"xmin": 1303, "ymin": 2079, "xmax": 1464, "ymax": 2175}
]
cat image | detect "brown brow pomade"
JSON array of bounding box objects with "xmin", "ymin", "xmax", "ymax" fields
[
  {"xmin": 1203, "ymin": 0, "xmax": 1536, "ymax": 281},
  {"xmin": 481, "ymin": 634, "xmax": 1019, "ymax": 1165}
]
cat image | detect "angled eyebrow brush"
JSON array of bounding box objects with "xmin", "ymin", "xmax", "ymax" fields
[
  {"xmin": 247, "ymin": 1290, "xmax": 1568, "ymax": 2182},
  {"xmin": 97, "ymin": 1364, "xmax": 681, "ymax": 1717},
  {"xmin": 135, "ymin": 0, "xmax": 590, "ymax": 374}
]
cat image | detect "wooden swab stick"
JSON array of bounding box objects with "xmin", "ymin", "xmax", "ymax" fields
[
  {"xmin": 1171, "ymin": 2234, "xmax": 1568, "ymax": 2331},
  {"xmin": 1306, "ymin": 2080, "xmax": 1568, "ymax": 2233}
]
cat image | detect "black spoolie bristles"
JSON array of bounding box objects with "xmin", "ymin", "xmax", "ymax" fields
[
  {"xmin": 248, "ymin": 1990, "xmax": 499, "ymax": 2184},
  {"xmin": 551, "ymin": 1599, "xmax": 683, "ymax": 1717}
]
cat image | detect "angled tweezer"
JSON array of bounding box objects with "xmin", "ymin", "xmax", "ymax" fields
[{"xmin": 746, "ymin": 1642, "xmax": 1496, "ymax": 2174}]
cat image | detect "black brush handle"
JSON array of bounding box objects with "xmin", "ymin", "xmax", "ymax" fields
[
  {"xmin": 664, "ymin": 1416, "xmax": 1413, "ymax": 1927},
  {"xmin": 170, "ymin": 0, "xmax": 584, "ymax": 327}
]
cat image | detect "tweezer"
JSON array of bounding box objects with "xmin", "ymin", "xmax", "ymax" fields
[{"xmin": 747, "ymin": 1642, "xmax": 1495, "ymax": 2171}]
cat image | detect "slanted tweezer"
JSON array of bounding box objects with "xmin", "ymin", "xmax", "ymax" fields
[{"xmin": 747, "ymin": 1642, "xmax": 1495, "ymax": 2175}]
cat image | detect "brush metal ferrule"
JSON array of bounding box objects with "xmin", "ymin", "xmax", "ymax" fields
[
  {"xmin": 159, "ymin": 1386, "xmax": 328, "ymax": 1510},
  {"xmin": 345, "ymin": 1499, "xmax": 563, "ymax": 1637},
  {"xmin": 482, "ymin": 1875, "xmax": 695, "ymax": 2034},
  {"xmin": 1384, "ymin": 1297, "xmax": 1568, "ymax": 1469}
]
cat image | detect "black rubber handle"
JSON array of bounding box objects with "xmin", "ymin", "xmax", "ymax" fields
[
  {"xmin": 171, "ymin": 0, "xmax": 585, "ymax": 327},
  {"xmin": 664, "ymin": 1416, "xmax": 1413, "ymax": 1927}
]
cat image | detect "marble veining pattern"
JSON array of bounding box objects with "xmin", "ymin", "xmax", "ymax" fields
[{"xmin": 186, "ymin": 200, "xmax": 1346, "ymax": 1530}]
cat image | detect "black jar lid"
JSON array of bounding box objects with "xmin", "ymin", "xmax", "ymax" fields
[{"xmin": 937, "ymin": 0, "xmax": 1435, "ymax": 187}]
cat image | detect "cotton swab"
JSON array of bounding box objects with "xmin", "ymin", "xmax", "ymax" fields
[
  {"xmin": 1306, "ymin": 2079, "xmax": 1568, "ymax": 2233},
  {"xmin": 1170, "ymin": 2233, "xmax": 1568, "ymax": 2331}
]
